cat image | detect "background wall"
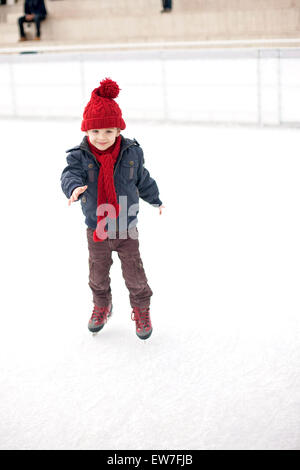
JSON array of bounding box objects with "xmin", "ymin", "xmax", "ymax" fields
[{"xmin": 1, "ymin": 0, "xmax": 300, "ymax": 47}]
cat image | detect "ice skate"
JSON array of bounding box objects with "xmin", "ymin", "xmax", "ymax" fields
[
  {"xmin": 131, "ymin": 306, "xmax": 152, "ymax": 340},
  {"xmin": 88, "ymin": 302, "xmax": 113, "ymax": 333}
]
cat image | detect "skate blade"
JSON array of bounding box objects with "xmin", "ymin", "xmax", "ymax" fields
[{"xmin": 137, "ymin": 328, "xmax": 153, "ymax": 341}]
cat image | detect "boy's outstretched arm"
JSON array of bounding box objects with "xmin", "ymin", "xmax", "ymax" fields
[
  {"xmin": 136, "ymin": 149, "xmax": 163, "ymax": 208},
  {"xmin": 61, "ymin": 152, "xmax": 87, "ymax": 200}
]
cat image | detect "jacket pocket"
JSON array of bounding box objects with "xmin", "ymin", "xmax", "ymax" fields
[
  {"xmin": 88, "ymin": 169, "xmax": 95, "ymax": 183},
  {"xmin": 80, "ymin": 193, "xmax": 88, "ymax": 213},
  {"xmin": 120, "ymin": 160, "xmax": 138, "ymax": 181},
  {"xmin": 134, "ymin": 257, "xmax": 148, "ymax": 287}
]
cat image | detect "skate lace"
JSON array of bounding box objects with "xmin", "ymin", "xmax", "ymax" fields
[
  {"xmin": 91, "ymin": 305, "xmax": 109, "ymax": 323},
  {"xmin": 131, "ymin": 307, "xmax": 151, "ymax": 329}
]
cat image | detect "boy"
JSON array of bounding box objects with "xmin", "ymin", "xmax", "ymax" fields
[{"xmin": 61, "ymin": 78, "xmax": 164, "ymax": 340}]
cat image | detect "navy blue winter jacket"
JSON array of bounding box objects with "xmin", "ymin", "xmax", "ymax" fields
[
  {"xmin": 61, "ymin": 136, "xmax": 163, "ymax": 231},
  {"xmin": 25, "ymin": 0, "xmax": 47, "ymax": 16}
]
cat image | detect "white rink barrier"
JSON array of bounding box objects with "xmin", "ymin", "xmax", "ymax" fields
[{"xmin": 0, "ymin": 47, "xmax": 300, "ymax": 127}]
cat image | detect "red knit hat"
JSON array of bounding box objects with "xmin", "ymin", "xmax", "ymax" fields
[{"xmin": 81, "ymin": 78, "xmax": 126, "ymax": 131}]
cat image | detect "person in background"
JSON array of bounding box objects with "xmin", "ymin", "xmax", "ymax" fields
[
  {"xmin": 18, "ymin": 0, "xmax": 47, "ymax": 41},
  {"xmin": 161, "ymin": 0, "xmax": 172, "ymax": 13}
]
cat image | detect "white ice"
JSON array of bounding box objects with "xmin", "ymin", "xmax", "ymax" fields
[{"xmin": 0, "ymin": 118, "xmax": 299, "ymax": 450}]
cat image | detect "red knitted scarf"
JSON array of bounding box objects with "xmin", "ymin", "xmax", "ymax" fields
[{"xmin": 87, "ymin": 135, "xmax": 121, "ymax": 242}]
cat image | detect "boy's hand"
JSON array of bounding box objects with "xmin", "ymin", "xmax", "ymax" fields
[
  {"xmin": 159, "ymin": 205, "xmax": 165, "ymax": 215},
  {"xmin": 68, "ymin": 185, "xmax": 88, "ymax": 206}
]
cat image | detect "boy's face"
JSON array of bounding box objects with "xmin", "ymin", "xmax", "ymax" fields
[{"xmin": 86, "ymin": 128, "xmax": 120, "ymax": 151}]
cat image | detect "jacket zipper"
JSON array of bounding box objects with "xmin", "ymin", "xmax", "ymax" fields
[
  {"xmin": 81, "ymin": 141, "xmax": 135, "ymax": 234},
  {"xmin": 113, "ymin": 145, "xmax": 133, "ymax": 233}
]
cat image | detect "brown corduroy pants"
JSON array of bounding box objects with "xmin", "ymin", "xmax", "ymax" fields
[{"xmin": 86, "ymin": 226, "xmax": 153, "ymax": 309}]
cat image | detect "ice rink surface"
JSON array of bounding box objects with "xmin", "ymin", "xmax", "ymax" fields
[{"xmin": 0, "ymin": 118, "xmax": 299, "ymax": 450}]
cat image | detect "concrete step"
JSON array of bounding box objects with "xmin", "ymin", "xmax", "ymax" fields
[
  {"xmin": 6, "ymin": 0, "xmax": 300, "ymax": 20},
  {"xmin": 44, "ymin": 0, "xmax": 300, "ymax": 14},
  {"xmin": 175, "ymin": 0, "xmax": 300, "ymax": 12},
  {"xmin": 45, "ymin": 0, "xmax": 300, "ymax": 14},
  {"xmin": 6, "ymin": 10, "xmax": 300, "ymax": 41},
  {"xmin": 6, "ymin": 0, "xmax": 160, "ymax": 21},
  {"xmin": 1, "ymin": 0, "xmax": 300, "ymax": 48}
]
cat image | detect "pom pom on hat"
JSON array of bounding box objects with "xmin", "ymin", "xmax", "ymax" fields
[{"xmin": 99, "ymin": 78, "xmax": 120, "ymax": 99}]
